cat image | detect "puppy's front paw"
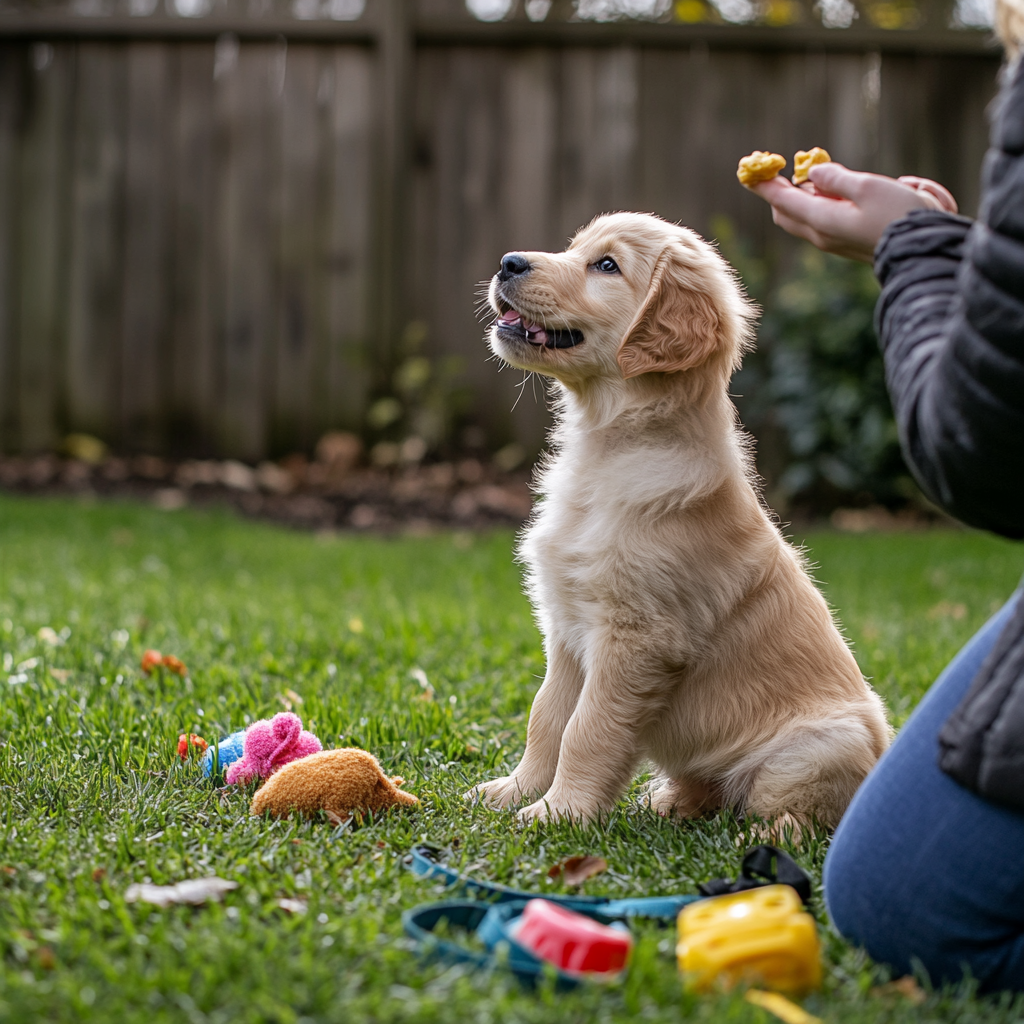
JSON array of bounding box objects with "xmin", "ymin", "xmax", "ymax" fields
[
  {"xmin": 464, "ymin": 776, "xmax": 528, "ymax": 809},
  {"xmin": 517, "ymin": 795, "xmax": 596, "ymax": 826},
  {"xmin": 517, "ymin": 799, "xmax": 554, "ymax": 825}
]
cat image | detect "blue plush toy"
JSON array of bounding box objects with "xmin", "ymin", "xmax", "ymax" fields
[{"xmin": 201, "ymin": 729, "xmax": 248, "ymax": 777}]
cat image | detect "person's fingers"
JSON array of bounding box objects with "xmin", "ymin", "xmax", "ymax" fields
[
  {"xmin": 751, "ymin": 175, "xmax": 841, "ymax": 223},
  {"xmin": 770, "ymin": 206, "xmax": 829, "ymax": 248},
  {"xmin": 747, "ymin": 175, "xmax": 799, "ymax": 201},
  {"xmin": 897, "ymin": 175, "xmax": 959, "ymax": 214},
  {"xmin": 804, "ymin": 162, "xmax": 866, "ymax": 201}
]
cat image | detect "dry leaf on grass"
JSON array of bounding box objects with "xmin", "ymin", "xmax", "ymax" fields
[
  {"xmin": 277, "ymin": 898, "xmax": 308, "ymax": 915},
  {"xmin": 547, "ymin": 855, "xmax": 608, "ymax": 886},
  {"xmin": 125, "ymin": 877, "xmax": 238, "ymax": 907},
  {"xmin": 871, "ymin": 976, "xmax": 927, "ymax": 1004}
]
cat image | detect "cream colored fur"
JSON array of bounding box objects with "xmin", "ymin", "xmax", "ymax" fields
[{"xmin": 467, "ymin": 212, "xmax": 890, "ymax": 832}]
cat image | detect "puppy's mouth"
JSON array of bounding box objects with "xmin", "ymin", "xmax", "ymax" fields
[{"xmin": 494, "ymin": 307, "xmax": 584, "ymax": 350}]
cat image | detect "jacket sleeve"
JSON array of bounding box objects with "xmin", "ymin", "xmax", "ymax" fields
[{"xmin": 873, "ymin": 63, "xmax": 1024, "ymax": 540}]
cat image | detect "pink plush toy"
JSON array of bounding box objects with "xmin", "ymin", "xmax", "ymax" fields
[{"xmin": 225, "ymin": 712, "xmax": 322, "ymax": 785}]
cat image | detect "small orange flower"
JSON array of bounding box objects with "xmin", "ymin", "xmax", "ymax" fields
[
  {"xmin": 177, "ymin": 733, "xmax": 208, "ymax": 760},
  {"xmin": 141, "ymin": 649, "xmax": 163, "ymax": 675},
  {"xmin": 161, "ymin": 655, "xmax": 188, "ymax": 677}
]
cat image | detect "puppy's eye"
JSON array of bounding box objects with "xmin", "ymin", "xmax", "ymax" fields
[{"xmin": 594, "ymin": 256, "xmax": 620, "ymax": 274}]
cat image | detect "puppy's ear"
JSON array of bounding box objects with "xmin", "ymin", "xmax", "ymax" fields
[{"xmin": 617, "ymin": 247, "xmax": 721, "ymax": 379}]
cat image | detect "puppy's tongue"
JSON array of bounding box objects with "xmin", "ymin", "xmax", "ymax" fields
[{"xmin": 499, "ymin": 309, "xmax": 549, "ymax": 345}]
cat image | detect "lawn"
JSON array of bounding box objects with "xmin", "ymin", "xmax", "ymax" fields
[{"xmin": 0, "ymin": 494, "xmax": 1022, "ymax": 1024}]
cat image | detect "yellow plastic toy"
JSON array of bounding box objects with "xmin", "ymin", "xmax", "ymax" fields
[{"xmin": 676, "ymin": 884, "xmax": 821, "ymax": 995}]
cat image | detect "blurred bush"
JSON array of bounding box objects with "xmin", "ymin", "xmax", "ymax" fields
[
  {"xmin": 364, "ymin": 320, "xmax": 475, "ymax": 468},
  {"xmin": 719, "ymin": 219, "xmax": 914, "ymax": 511}
]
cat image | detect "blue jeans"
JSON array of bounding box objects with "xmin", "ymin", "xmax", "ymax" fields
[{"xmin": 824, "ymin": 589, "xmax": 1024, "ymax": 993}]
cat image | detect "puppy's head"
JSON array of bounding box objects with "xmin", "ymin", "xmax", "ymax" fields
[{"xmin": 487, "ymin": 213, "xmax": 755, "ymax": 389}]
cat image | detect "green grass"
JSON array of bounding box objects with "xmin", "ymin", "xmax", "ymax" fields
[{"xmin": 0, "ymin": 494, "xmax": 1022, "ymax": 1023}]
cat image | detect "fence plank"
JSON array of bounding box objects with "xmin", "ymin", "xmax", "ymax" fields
[
  {"xmin": 169, "ymin": 43, "xmax": 217, "ymax": 452},
  {"xmin": 121, "ymin": 42, "xmax": 172, "ymax": 451},
  {"xmin": 557, "ymin": 47, "xmax": 639, "ymax": 238},
  {"xmin": 0, "ymin": 47, "xmax": 22, "ymax": 450},
  {"xmin": 66, "ymin": 43, "xmax": 127, "ymax": 445},
  {"xmin": 325, "ymin": 47, "xmax": 374, "ymax": 433},
  {"xmin": 273, "ymin": 43, "xmax": 323, "ymax": 452},
  {"xmin": 215, "ymin": 40, "xmax": 283, "ymax": 460},
  {"xmin": 17, "ymin": 41, "xmax": 73, "ymax": 453},
  {"xmin": 825, "ymin": 52, "xmax": 879, "ymax": 172}
]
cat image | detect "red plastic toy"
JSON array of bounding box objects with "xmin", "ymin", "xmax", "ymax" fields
[{"xmin": 514, "ymin": 899, "xmax": 632, "ymax": 975}]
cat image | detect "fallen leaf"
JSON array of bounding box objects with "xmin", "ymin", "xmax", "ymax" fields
[
  {"xmin": 1, "ymin": 866, "xmax": 16, "ymax": 877},
  {"xmin": 35, "ymin": 946, "xmax": 56, "ymax": 970},
  {"xmin": 548, "ymin": 855, "xmax": 608, "ymax": 887},
  {"xmin": 277, "ymin": 898, "xmax": 308, "ymax": 915},
  {"xmin": 124, "ymin": 877, "xmax": 238, "ymax": 907},
  {"xmin": 177, "ymin": 733, "xmax": 208, "ymax": 760},
  {"xmin": 871, "ymin": 976, "xmax": 926, "ymax": 1004},
  {"xmin": 745, "ymin": 990, "xmax": 821, "ymax": 1024},
  {"xmin": 49, "ymin": 668, "xmax": 70, "ymax": 683},
  {"xmin": 140, "ymin": 649, "xmax": 163, "ymax": 675},
  {"xmin": 91, "ymin": 867, "xmax": 106, "ymax": 882}
]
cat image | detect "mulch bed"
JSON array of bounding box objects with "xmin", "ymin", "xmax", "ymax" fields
[{"xmin": 0, "ymin": 452, "xmax": 534, "ymax": 534}]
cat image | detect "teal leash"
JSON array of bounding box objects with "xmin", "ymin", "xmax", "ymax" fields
[{"xmin": 402, "ymin": 845, "xmax": 701, "ymax": 988}]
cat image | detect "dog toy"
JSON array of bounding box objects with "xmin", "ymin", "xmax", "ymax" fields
[
  {"xmin": 792, "ymin": 147, "xmax": 831, "ymax": 185},
  {"xmin": 513, "ymin": 899, "xmax": 632, "ymax": 975},
  {"xmin": 225, "ymin": 712, "xmax": 321, "ymax": 785},
  {"xmin": 201, "ymin": 729, "xmax": 248, "ymax": 776},
  {"xmin": 677, "ymin": 884, "xmax": 821, "ymax": 995},
  {"xmin": 737, "ymin": 151, "xmax": 786, "ymax": 186},
  {"xmin": 141, "ymin": 649, "xmax": 188, "ymax": 676},
  {"xmin": 177, "ymin": 733, "xmax": 208, "ymax": 760},
  {"xmin": 250, "ymin": 748, "xmax": 418, "ymax": 821}
]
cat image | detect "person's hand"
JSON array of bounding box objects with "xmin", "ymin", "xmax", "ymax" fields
[{"xmin": 747, "ymin": 163, "xmax": 958, "ymax": 263}]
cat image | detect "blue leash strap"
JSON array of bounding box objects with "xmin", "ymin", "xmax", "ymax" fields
[
  {"xmin": 406, "ymin": 844, "xmax": 700, "ymax": 918},
  {"xmin": 403, "ymin": 846, "xmax": 702, "ymax": 987},
  {"xmin": 402, "ymin": 899, "xmax": 626, "ymax": 990}
]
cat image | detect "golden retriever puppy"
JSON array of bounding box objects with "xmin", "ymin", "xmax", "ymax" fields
[{"xmin": 467, "ymin": 212, "xmax": 889, "ymax": 833}]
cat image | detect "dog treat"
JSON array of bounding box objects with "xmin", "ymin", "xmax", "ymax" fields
[
  {"xmin": 792, "ymin": 147, "xmax": 831, "ymax": 185},
  {"xmin": 736, "ymin": 151, "xmax": 786, "ymax": 187}
]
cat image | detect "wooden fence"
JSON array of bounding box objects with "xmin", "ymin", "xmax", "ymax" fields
[{"xmin": 0, "ymin": 0, "xmax": 1002, "ymax": 458}]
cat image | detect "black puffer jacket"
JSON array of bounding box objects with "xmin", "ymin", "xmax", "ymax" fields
[{"xmin": 873, "ymin": 58, "xmax": 1024, "ymax": 812}]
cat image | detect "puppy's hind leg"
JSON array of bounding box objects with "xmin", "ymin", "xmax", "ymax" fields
[
  {"xmin": 466, "ymin": 640, "xmax": 584, "ymax": 809},
  {"xmin": 735, "ymin": 716, "xmax": 882, "ymax": 835},
  {"xmin": 645, "ymin": 776, "xmax": 720, "ymax": 819}
]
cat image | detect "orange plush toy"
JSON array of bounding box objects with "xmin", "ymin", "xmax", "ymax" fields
[{"xmin": 250, "ymin": 748, "xmax": 418, "ymax": 824}]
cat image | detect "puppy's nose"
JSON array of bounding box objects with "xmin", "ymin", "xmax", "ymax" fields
[{"xmin": 498, "ymin": 253, "xmax": 531, "ymax": 282}]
